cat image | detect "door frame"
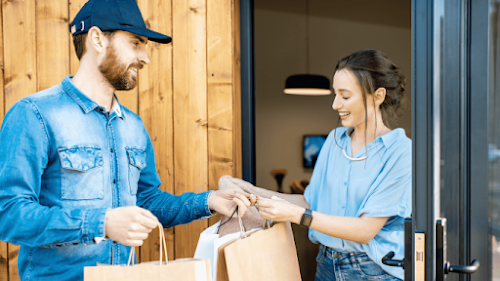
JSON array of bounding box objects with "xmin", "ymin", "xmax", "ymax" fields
[
  {"xmin": 412, "ymin": 0, "xmax": 489, "ymax": 280},
  {"xmin": 241, "ymin": 0, "xmax": 491, "ymax": 279}
]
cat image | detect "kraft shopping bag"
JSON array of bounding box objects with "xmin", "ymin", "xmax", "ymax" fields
[
  {"xmin": 84, "ymin": 223, "xmax": 212, "ymax": 281},
  {"xmin": 223, "ymin": 222, "xmax": 301, "ymax": 281}
]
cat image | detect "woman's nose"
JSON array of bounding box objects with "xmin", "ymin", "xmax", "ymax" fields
[{"xmin": 332, "ymin": 96, "xmax": 340, "ymax": 110}]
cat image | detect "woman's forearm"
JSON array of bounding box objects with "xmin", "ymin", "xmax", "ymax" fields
[
  {"xmin": 259, "ymin": 198, "xmax": 388, "ymax": 244},
  {"xmin": 309, "ymin": 213, "xmax": 389, "ymax": 244}
]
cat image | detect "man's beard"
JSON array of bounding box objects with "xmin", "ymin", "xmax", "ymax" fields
[{"xmin": 99, "ymin": 44, "xmax": 142, "ymax": 91}]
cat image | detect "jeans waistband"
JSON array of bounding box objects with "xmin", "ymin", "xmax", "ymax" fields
[{"xmin": 319, "ymin": 244, "xmax": 370, "ymax": 265}]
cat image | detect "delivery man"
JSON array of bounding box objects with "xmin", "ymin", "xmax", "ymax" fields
[{"xmin": 0, "ymin": 0, "xmax": 252, "ymax": 280}]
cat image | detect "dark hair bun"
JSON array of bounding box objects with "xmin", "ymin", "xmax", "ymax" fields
[{"xmin": 336, "ymin": 50, "xmax": 406, "ymax": 127}]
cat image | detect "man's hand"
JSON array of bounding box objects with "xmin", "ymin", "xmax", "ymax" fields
[
  {"xmin": 105, "ymin": 206, "xmax": 159, "ymax": 247},
  {"xmin": 208, "ymin": 176, "xmax": 257, "ymax": 217}
]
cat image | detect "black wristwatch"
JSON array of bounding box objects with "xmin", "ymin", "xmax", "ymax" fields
[{"xmin": 300, "ymin": 208, "xmax": 313, "ymax": 228}]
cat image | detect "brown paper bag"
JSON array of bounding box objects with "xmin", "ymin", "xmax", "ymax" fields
[
  {"xmin": 223, "ymin": 222, "xmax": 301, "ymax": 281},
  {"xmin": 84, "ymin": 224, "xmax": 212, "ymax": 281}
]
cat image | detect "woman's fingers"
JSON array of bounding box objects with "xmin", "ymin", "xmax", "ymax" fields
[{"xmin": 256, "ymin": 198, "xmax": 275, "ymax": 208}]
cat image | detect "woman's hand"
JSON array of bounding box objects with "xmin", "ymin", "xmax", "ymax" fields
[
  {"xmin": 208, "ymin": 175, "xmax": 257, "ymax": 217},
  {"xmin": 257, "ymin": 196, "xmax": 305, "ymax": 224}
]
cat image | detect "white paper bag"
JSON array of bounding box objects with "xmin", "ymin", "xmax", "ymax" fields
[{"xmin": 194, "ymin": 221, "xmax": 259, "ymax": 280}]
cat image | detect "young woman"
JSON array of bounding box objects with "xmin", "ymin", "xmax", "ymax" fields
[{"xmin": 229, "ymin": 50, "xmax": 410, "ymax": 281}]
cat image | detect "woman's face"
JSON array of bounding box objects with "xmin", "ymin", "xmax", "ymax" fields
[{"xmin": 332, "ymin": 69, "xmax": 375, "ymax": 128}]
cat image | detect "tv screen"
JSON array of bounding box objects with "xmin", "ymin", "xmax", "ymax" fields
[{"xmin": 303, "ymin": 135, "xmax": 327, "ymax": 168}]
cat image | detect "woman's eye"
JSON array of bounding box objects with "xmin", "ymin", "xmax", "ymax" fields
[{"xmin": 343, "ymin": 96, "xmax": 350, "ymax": 100}]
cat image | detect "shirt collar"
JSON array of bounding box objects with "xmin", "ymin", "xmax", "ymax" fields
[
  {"xmin": 62, "ymin": 75, "xmax": 126, "ymax": 119},
  {"xmin": 62, "ymin": 75, "xmax": 99, "ymax": 114},
  {"xmin": 340, "ymin": 127, "xmax": 406, "ymax": 148}
]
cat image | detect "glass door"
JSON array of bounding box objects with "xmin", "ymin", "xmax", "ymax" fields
[{"xmin": 411, "ymin": 0, "xmax": 489, "ymax": 280}]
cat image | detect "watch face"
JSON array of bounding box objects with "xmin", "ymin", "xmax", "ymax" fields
[{"xmin": 300, "ymin": 210, "xmax": 313, "ymax": 227}]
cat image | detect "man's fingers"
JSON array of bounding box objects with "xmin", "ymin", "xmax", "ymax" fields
[
  {"xmin": 235, "ymin": 193, "xmax": 251, "ymax": 207},
  {"xmin": 130, "ymin": 222, "xmax": 153, "ymax": 233},
  {"xmin": 124, "ymin": 239, "xmax": 145, "ymax": 247},
  {"xmin": 138, "ymin": 215, "xmax": 159, "ymax": 230},
  {"xmin": 138, "ymin": 207, "xmax": 159, "ymax": 223},
  {"xmin": 233, "ymin": 197, "xmax": 248, "ymax": 217},
  {"xmin": 127, "ymin": 231, "xmax": 149, "ymax": 240}
]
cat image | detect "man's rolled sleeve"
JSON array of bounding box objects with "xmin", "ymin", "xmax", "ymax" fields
[{"xmin": 195, "ymin": 191, "xmax": 216, "ymax": 220}]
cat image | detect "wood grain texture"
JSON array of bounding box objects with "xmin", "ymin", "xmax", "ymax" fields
[
  {"xmin": 0, "ymin": 1, "xmax": 4, "ymax": 127},
  {"xmin": 3, "ymin": 0, "xmax": 37, "ymax": 111},
  {"xmin": 36, "ymin": 0, "xmax": 69, "ymax": 91},
  {"xmin": 69, "ymin": 0, "xmax": 87, "ymax": 76},
  {"xmin": 137, "ymin": 0, "xmax": 175, "ymax": 262},
  {"xmin": 172, "ymin": 0, "xmax": 209, "ymax": 258},
  {"xmin": 3, "ymin": 1, "xmax": 36, "ymax": 280},
  {"xmin": 0, "ymin": 4, "xmax": 7, "ymax": 281},
  {"xmin": 0, "ymin": 243, "xmax": 7, "ymax": 281},
  {"xmin": 232, "ymin": 0, "xmax": 242, "ymax": 179},
  {"xmin": 207, "ymin": 0, "xmax": 234, "ymax": 227},
  {"xmin": 7, "ymin": 245, "xmax": 18, "ymax": 281}
]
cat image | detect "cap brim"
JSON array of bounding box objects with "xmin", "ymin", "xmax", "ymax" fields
[{"xmin": 124, "ymin": 27, "xmax": 172, "ymax": 44}]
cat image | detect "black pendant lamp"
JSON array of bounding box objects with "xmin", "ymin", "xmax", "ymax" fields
[
  {"xmin": 284, "ymin": 74, "xmax": 331, "ymax": 95},
  {"xmin": 284, "ymin": 0, "xmax": 331, "ymax": 96}
]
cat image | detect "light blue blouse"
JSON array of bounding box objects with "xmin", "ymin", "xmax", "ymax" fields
[{"xmin": 304, "ymin": 127, "xmax": 411, "ymax": 279}]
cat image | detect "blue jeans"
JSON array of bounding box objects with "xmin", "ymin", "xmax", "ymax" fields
[{"xmin": 315, "ymin": 245, "xmax": 401, "ymax": 281}]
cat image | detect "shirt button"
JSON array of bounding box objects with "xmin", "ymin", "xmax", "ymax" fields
[
  {"xmin": 110, "ymin": 148, "xmax": 114, "ymax": 153},
  {"xmin": 113, "ymin": 179, "xmax": 116, "ymax": 184},
  {"xmin": 344, "ymin": 182, "xmax": 347, "ymax": 186}
]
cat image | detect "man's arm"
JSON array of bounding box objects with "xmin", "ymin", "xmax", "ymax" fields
[
  {"xmin": 0, "ymin": 101, "xmax": 106, "ymax": 247},
  {"xmin": 135, "ymin": 136, "xmax": 253, "ymax": 226}
]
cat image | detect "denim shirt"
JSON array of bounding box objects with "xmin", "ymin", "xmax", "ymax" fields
[
  {"xmin": 304, "ymin": 127, "xmax": 411, "ymax": 280},
  {"xmin": 0, "ymin": 76, "xmax": 213, "ymax": 281}
]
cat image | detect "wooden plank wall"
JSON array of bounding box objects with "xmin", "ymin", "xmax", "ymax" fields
[{"xmin": 0, "ymin": 0, "xmax": 242, "ymax": 279}]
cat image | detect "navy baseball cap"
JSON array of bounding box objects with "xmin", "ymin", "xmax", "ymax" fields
[{"xmin": 70, "ymin": 0, "xmax": 172, "ymax": 44}]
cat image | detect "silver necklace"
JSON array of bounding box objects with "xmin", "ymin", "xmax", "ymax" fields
[{"xmin": 342, "ymin": 148, "xmax": 368, "ymax": 161}]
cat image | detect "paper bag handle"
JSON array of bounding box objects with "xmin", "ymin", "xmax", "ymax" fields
[{"xmin": 127, "ymin": 223, "xmax": 168, "ymax": 266}]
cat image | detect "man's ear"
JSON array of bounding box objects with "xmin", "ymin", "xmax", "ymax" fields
[
  {"xmin": 87, "ymin": 26, "xmax": 108, "ymax": 54},
  {"xmin": 374, "ymin": 87, "xmax": 387, "ymax": 107}
]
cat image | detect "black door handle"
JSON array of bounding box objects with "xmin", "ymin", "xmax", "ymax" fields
[
  {"xmin": 437, "ymin": 218, "xmax": 480, "ymax": 280},
  {"xmin": 382, "ymin": 251, "xmax": 404, "ymax": 268},
  {"xmin": 381, "ymin": 218, "xmax": 412, "ymax": 281},
  {"xmin": 445, "ymin": 259, "xmax": 480, "ymax": 274}
]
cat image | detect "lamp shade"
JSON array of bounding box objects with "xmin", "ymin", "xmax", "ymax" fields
[{"xmin": 284, "ymin": 74, "xmax": 332, "ymax": 96}]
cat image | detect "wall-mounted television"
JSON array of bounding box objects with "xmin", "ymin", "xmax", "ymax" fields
[{"xmin": 303, "ymin": 135, "xmax": 328, "ymax": 168}]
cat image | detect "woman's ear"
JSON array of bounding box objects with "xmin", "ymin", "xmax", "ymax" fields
[
  {"xmin": 87, "ymin": 26, "xmax": 108, "ymax": 54},
  {"xmin": 374, "ymin": 87, "xmax": 387, "ymax": 107}
]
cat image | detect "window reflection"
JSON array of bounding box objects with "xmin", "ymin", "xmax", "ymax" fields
[{"xmin": 488, "ymin": 1, "xmax": 500, "ymax": 279}]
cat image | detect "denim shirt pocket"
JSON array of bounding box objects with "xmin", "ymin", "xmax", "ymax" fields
[
  {"xmin": 58, "ymin": 146, "xmax": 104, "ymax": 200},
  {"xmin": 126, "ymin": 147, "xmax": 147, "ymax": 196}
]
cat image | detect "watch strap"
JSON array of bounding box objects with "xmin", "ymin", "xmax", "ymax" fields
[{"xmin": 300, "ymin": 208, "xmax": 313, "ymax": 228}]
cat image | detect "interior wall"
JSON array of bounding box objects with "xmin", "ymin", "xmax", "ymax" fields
[
  {"xmin": 254, "ymin": 0, "xmax": 411, "ymax": 193},
  {"xmin": 254, "ymin": 1, "xmax": 411, "ymax": 280}
]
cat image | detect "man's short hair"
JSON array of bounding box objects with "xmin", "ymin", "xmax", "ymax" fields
[{"xmin": 70, "ymin": 23, "xmax": 115, "ymax": 60}]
